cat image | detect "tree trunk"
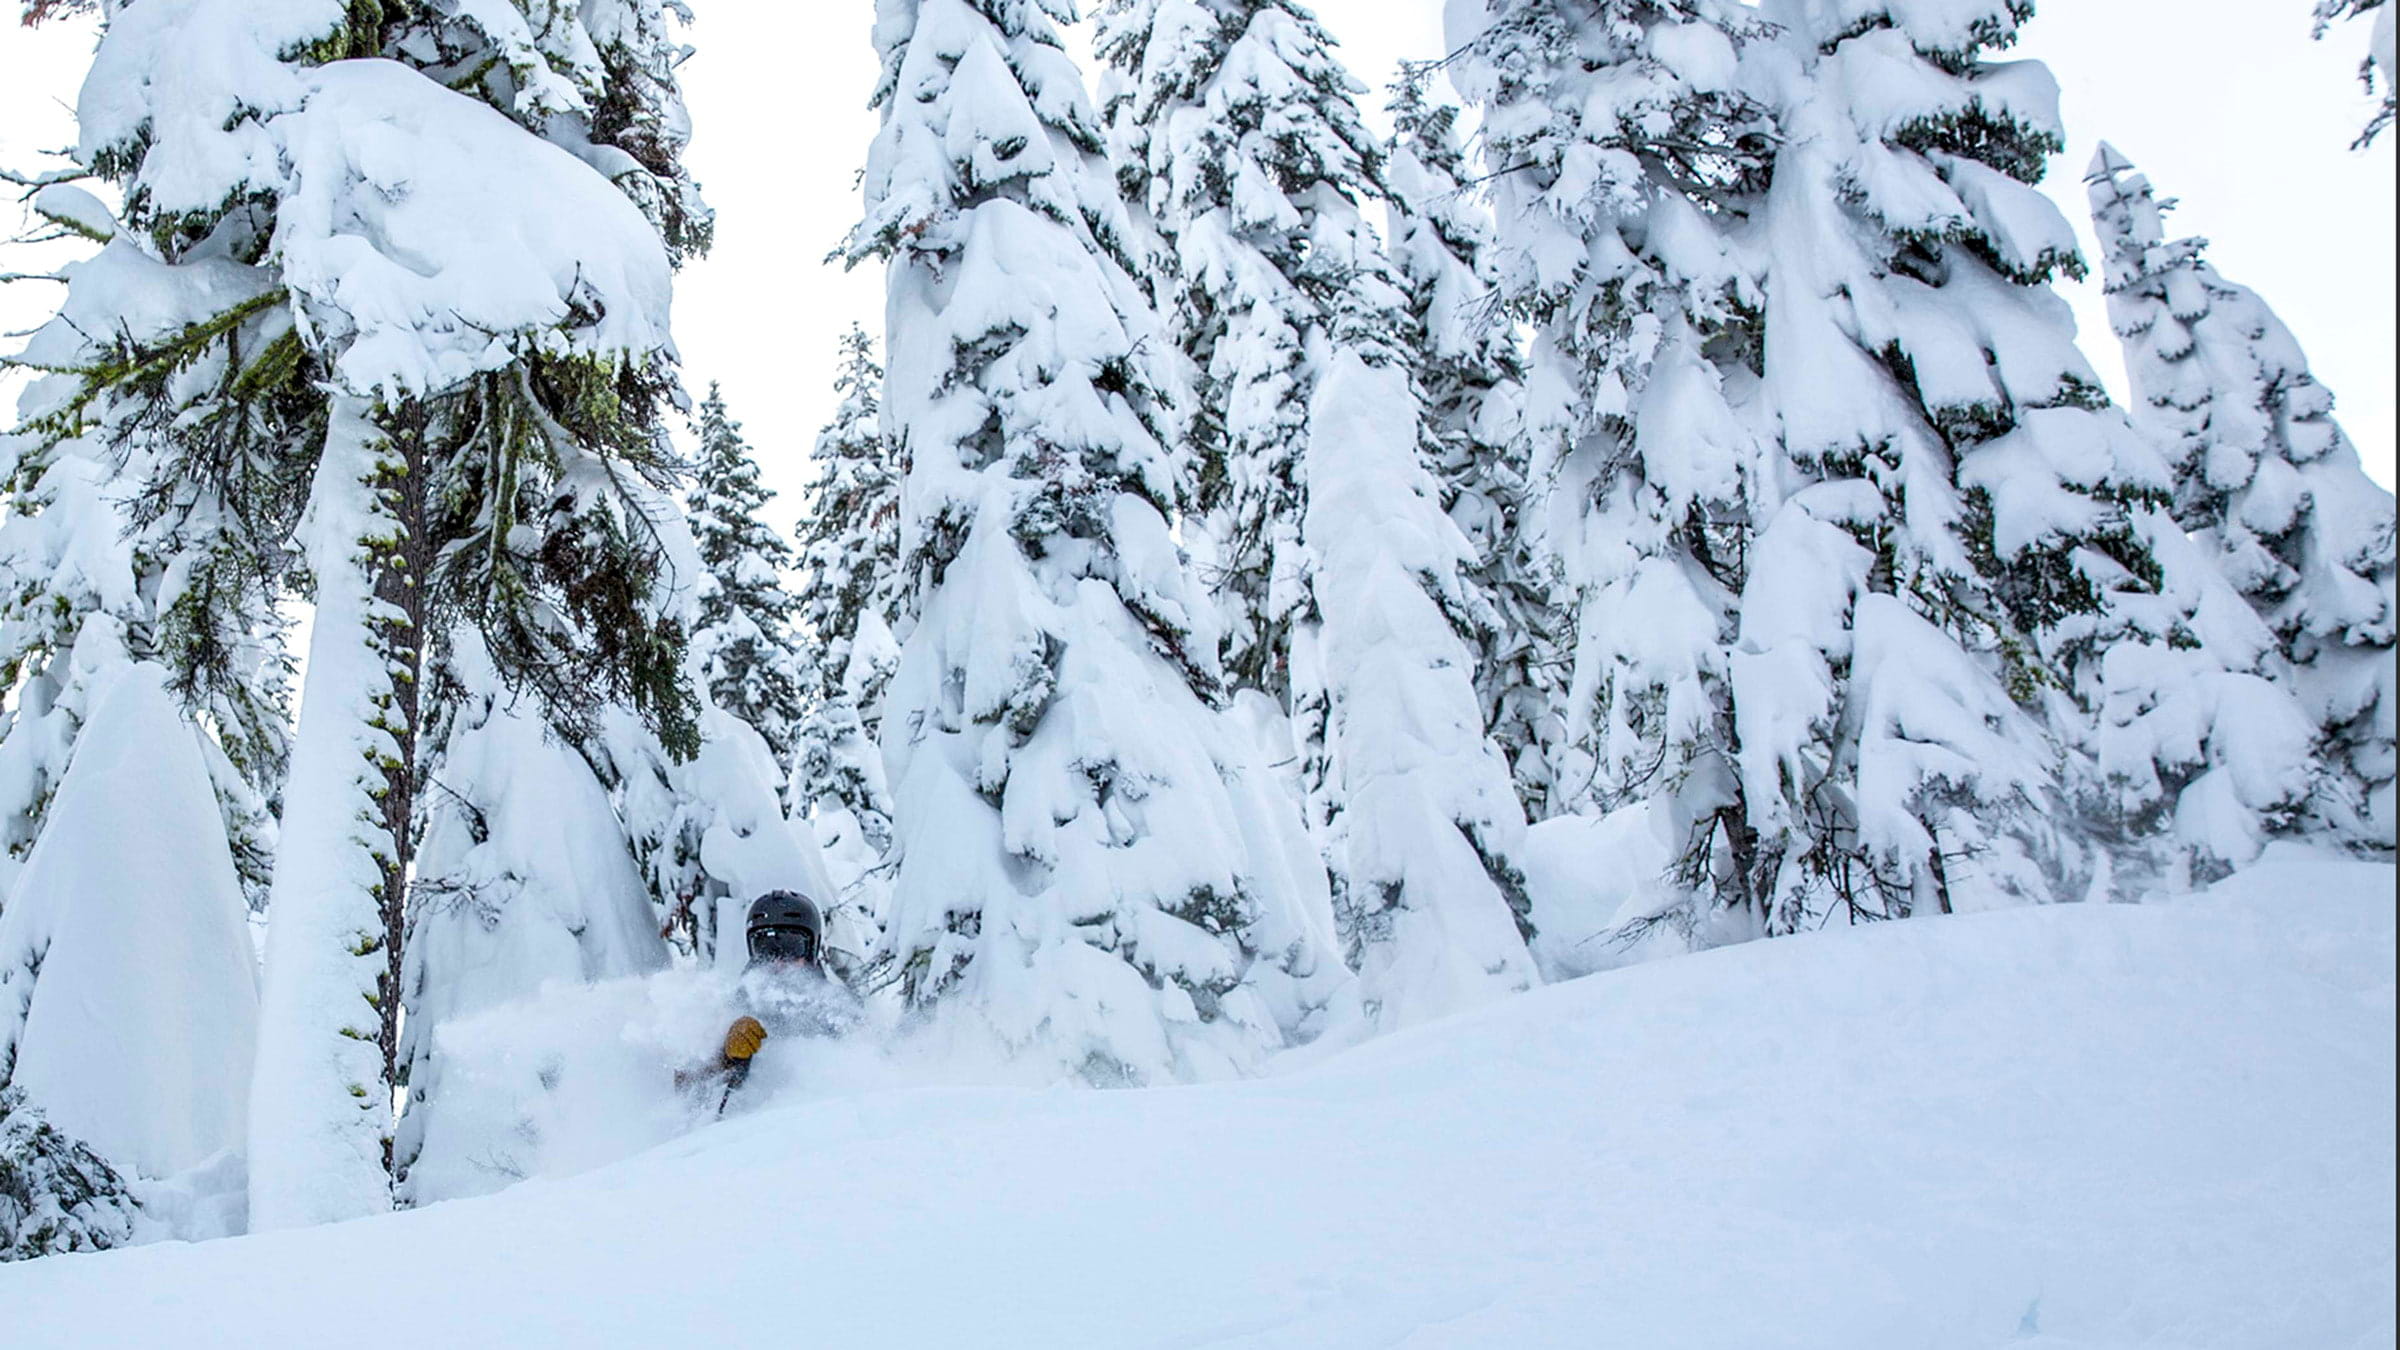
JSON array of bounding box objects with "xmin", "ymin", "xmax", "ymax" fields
[{"xmin": 248, "ymin": 399, "xmax": 424, "ymax": 1230}]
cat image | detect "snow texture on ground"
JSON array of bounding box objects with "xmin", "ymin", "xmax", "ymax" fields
[{"xmin": 4, "ymin": 850, "xmax": 2390, "ymax": 1349}]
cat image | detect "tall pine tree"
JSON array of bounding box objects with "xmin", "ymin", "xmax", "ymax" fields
[
  {"xmin": 793, "ymin": 326, "xmax": 903, "ymax": 944},
  {"xmin": 1729, "ymin": 0, "xmax": 2179, "ymax": 926},
  {"xmin": 1381, "ymin": 70, "xmax": 1567, "ymax": 824},
  {"xmin": 849, "ymin": 0, "xmax": 1341, "ymax": 1078},
  {"xmin": 17, "ymin": 0, "xmax": 705, "ymax": 1226},
  {"xmin": 1447, "ymin": 0, "xmax": 1778, "ymax": 944},
  {"xmin": 1, "ymin": 187, "xmax": 291, "ymax": 913},
  {"xmin": 686, "ymin": 384, "xmax": 808, "ymax": 767},
  {"xmin": 1102, "ymin": 0, "xmax": 1539, "ymax": 1022},
  {"xmin": 2087, "ymin": 143, "xmax": 2395, "ymax": 849},
  {"xmin": 1097, "ymin": 0, "xmax": 1385, "ymax": 698},
  {"xmin": 795, "ymin": 324, "xmax": 905, "ymax": 735}
]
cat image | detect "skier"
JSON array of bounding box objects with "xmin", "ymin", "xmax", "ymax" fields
[{"xmin": 685, "ymin": 891, "xmax": 863, "ymax": 1109}]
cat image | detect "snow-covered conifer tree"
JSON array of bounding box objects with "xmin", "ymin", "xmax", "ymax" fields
[
  {"xmin": 2314, "ymin": 0, "xmax": 2396, "ymax": 146},
  {"xmin": 1303, "ymin": 351, "xmax": 1543, "ymax": 1025},
  {"xmin": 792, "ymin": 327, "xmax": 905, "ymax": 951},
  {"xmin": 15, "ymin": 0, "xmax": 704, "ymax": 1226},
  {"xmin": 0, "ymin": 662, "xmax": 259, "ymax": 1236},
  {"xmin": 849, "ymin": 0, "xmax": 1345, "ymax": 1077},
  {"xmin": 1446, "ymin": 0, "xmax": 1780, "ymax": 938},
  {"xmin": 796, "ymin": 325, "xmax": 905, "ymax": 721},
  {"xmin": 2087, "ymin": 513, "xmax": 2323, "ymax": 884},
  {"xmin": 0, "ymin": 1086, "xmax": 136, "ymax": 1262},
  {"xmin": 1722, "ymin": 0, "xmax": 2180, "ymax": 927},
  {"xmin": 1382, "ymin": 71, "xmax": 1567, "ymax": 821},
  {"xmin": 1097, "ymin": 0, "xmax": 1385, "ymax": 697},
  {"xmin": 1, "ymin": 185, "xmax": 291, "ymax": 911},
  {"xmin": 1101, "ymin": 0, "xmax": 1538, "ymax": 1021},
  {"xmin": 686, "ymin": 385, "xmax": 809, "ymax": 767},
  {"xmin": 2087, "ymin": 144, "xmax": 2396, "ymax": 848},
  {"xmin": 0, "ymin": 428, "xmax": 151, "ymax": 901}
]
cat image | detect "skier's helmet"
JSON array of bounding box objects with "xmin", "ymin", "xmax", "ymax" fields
[{"xmin": 745, "ymin": 891, "xmax": 824, "ymax": 965}]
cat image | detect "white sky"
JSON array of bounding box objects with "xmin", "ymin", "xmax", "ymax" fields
[{"xmin": 2, "ymin": 1, "xmax": 2393, "ymax": 524}]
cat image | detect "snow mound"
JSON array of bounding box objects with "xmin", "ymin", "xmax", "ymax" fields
[
  {"xmin": 0, "ymin": 664, "xmax": 257, "ymax": 1180},
  {"xmin": 4, "ymin": 859, "xmax": 2392, "ymax": 1349}
]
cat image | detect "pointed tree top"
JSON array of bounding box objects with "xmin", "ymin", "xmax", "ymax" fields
[{"xmin": 2085, "ymin": 140, "xmax": 2137, "ymax": 181}]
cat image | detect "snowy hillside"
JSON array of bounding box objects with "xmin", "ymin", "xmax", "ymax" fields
[{"xmin": 6, "ymin": 852, "xmax": 2389, "ymax": 1350}]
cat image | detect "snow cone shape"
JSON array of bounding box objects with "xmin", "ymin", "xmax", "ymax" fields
[{"xmin": 0, "ymin": 663, "xmax": 259, "ymax": 1180}]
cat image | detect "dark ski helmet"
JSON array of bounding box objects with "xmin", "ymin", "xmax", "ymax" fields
[{"xmin": 745, "ymin": 891, "xmax": 824, "ymax": 965}]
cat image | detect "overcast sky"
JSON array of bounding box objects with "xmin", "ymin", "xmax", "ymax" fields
[{"xmin": 3, "ymin": 2, "xmax": 2393, "ymax": 523}]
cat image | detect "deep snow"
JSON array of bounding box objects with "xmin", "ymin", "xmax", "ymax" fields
[{"xmin": 3, "ymin": 851, "xmax": 2391, "ymax": 1349}]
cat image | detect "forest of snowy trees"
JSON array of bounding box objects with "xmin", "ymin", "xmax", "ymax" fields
[{"xmin": 0, "ymin": 0, "xmax": 2390, "ymax": 1260}]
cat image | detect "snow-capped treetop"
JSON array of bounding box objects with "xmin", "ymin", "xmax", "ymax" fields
[
  {"xmin": 400, "ymin": 0, "xmax": 716, "ymax": 261},
  {"xmin": 852, "ymin": 0, "xmax": 1204, "ymax": 671},
  {"xmin": 70, "ymin": 1, "xmax": 674, "ymax": 402},
  {"xmin": 276, "ymin": 61, "xmax": 673, "ymax": 399},
  {"xmin": 855, "ymin": 0, "xmax": 1139, "ymax": 277},
  {"xmin": 2084, "ymin": 143, "xmax": 2375, "ymax": 550}
]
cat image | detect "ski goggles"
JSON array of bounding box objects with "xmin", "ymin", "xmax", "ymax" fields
[{"xmin": 748, "ymin": 924, "xmax": 819, "ymax": 963}]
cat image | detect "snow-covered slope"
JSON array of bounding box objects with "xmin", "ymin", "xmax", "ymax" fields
[{"xmin": 5, "ymin": 854, "xmax": 2391, "ymax": 1349}]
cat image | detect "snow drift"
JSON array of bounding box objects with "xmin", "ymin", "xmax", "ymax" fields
[
  {"xmin": 3, "ymin": 850, "xmax": 2390, "ymax": 1348},
  {"xmin": 0, "ymin": 663, "xmax": 257, "ymax": 1180}
]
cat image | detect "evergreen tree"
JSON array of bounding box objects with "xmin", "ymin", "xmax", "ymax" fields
[
  {"xmin": 849, "ymin": 0, "xmax": 1341, "ymax": 1079},
  {"xmin": 1446, "ymin": 0, "xmax": 1777, "ymax": 926},
  {"xmin": 795, "ymin": 325, "xmax": 905, "ymax": 724},
  {"xmin": 1382, "ymin": 70, "xmax": 1567, "ymax": 822},
  {"xmin": 2314, "ymin": 0, "xmax": 2396, "ymax": 146},
  {"xmin": 2086, "ymin": 509, "xmax": 2324, "ymax": 884},
  {"xmin": 1, "ymin": 189, "xmax": 290, "ymax": 912},
  {"xmin": 1096, "ymin": 0, "xmax": 1387, "ymax": 698},
  {"xmin": 2087, "ymin": 144, "xmax": 2396, "ymax": 849},
  {"xmin": 792, "ymin": 326, "xmax": 903, "ymax": 944},
  {"xmin": 686, "ymin": 385, "xmax": 808, "ymax": 767},
  {"xmin": 0, "ymin": 1086, "xmax": 136, "ymax": 1262},
  {"xmin": 1102, "ymin": 0, "xmax": 1538, "ymax": 1021},
  {"xmin": 1727, "ymin": 0, "xmax": 2180, "ymax": 927},
  {"xmin": 0, "ymin": 426, "xmax": 153, "ymax": 901},
  {"xmin": 15, "ymin": 0, "xmax": 704, "ymax": 1226},
  {"xmin": 0, "ymin": 662, "xmax": 259, "ymax": 1198}
]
